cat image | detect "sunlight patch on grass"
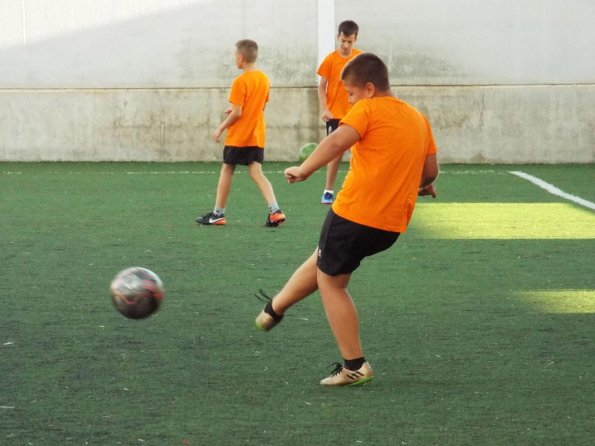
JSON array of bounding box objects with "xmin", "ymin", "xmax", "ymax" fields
[
  {"xmin": 516, "ymin": 289, "xmax": 595, "ymax": 314},
  {"xmin": 411, "ymin": 203, "xmax": 595, "ymax": 239}
]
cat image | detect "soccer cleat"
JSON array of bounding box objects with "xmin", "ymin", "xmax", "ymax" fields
[
  {"xmin": 265, "ymin": 210, "xmax": 286, "ymax": 227},
  {"xmin": 254, "ymin": 289, "xmax": 283, "ymax": 331},
  {"xmin": 321, "ymin": 191, "xmax": 334, "ymax": 204},
  {"xmin": 196, "ymin": 212, "xmax": 226, "ymax": 225},
  {"xmin": 255, "ymin": 310, "xmax": 279, "ymax": 331},
  {"xmin": 320, "ymin": 362, "xmax": 374, "ymax": 386}
]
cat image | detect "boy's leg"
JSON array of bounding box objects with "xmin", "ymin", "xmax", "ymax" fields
[
  {"xmin": 247, "ymin": 162, "xmax": 286, "ymax": 226},
  {"xmin": 197, "ymin": 163, "xmax": 234, "ymax": 225},
  {"xmin": 255, "ymin": 249, "xmax": 318, "ymax": 330},
  {"xmin": 321, "ymin": 119, "xmax": 341, "ymax": 204},
  {"xmin": 316, "ymin": 269, "xmax": 363, "ymax": 360},
  {"xmin": 317, "ymin": 268, "xmax": 372, "ymax": 386},
  {"xmin": 247, "ymin": 161, "xmax": 276, "ymax": 204},
  {"xmin": 324, "ymin": 155, "xmax": 342, "ymax": 191},
  {"xmin": 215, "ymin": 163, "xmax": 236, "ymax": 209},
  {"xmin": 272, "ymin": 249, "xmax": 319, "ymax": 313}
]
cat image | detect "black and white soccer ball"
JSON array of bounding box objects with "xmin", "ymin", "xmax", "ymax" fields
[{"xmin": 110, "ymin": 267, "xmax": 164, "ymax": 319}]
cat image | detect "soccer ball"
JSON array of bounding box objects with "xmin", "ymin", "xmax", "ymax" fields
[
  {"xmin": 298, "ymin": 142, "xmax": 317, "ymax": 162},
  {"xmin": 110, "ymin": 267, "xmax": 164, "ymax": 319}
]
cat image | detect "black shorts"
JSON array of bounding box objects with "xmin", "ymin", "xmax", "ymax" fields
[
  {"xmin": 223, "ymin": 146, "xmax": 264, "ymax": 165},
  {"xmin": 317, "ymin": 209, "xmax": 400, "ymax": 276},
  {"xmin": 325, "ymin": 119, "xmax": 340, "ymax": 135}
]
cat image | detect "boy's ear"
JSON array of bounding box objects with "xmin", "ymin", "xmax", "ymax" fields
[
  {"xmin": 237, "ymin": 53, "xmax": 246, "ymax": 67},
  {"xmin": 365, "ymin": 82, "xmax": 376, "ymax": 97}
]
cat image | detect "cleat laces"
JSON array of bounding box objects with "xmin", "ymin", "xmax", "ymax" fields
[
  {"xmin": 254, "ymin": 288, "xmax": 272, "ymax": 304},
  {"xmin": 327, "ymin": 362, "xmax": 344, "ymax": 376}
]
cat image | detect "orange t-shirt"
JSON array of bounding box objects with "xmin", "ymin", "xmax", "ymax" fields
[
  {"xmin": 317, "ymin": 49, "xmax": 362, "ymax": 118},
  {"xmin": 225, "ymin": 70, "xmax": 270, "ymax": 148},
  {"xmin": 332, "ymin": 96, "xmax": 437, "ymax": 233}
]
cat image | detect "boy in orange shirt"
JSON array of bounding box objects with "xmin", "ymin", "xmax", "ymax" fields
[
  {"xmin": 317, "ymin": 20, "xmax": 362, "ymax": 204},
  {"xmin": 255, "ymin": 53, "xmax": 439, "ymax": 386},
  {"xmin": 197, "ymin": 39, "xmax": 286, "ymax": 227}
]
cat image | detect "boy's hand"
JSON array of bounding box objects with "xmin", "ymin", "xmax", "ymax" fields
[
  {"xmin": 212, "ymin": 129, "xmax": 223, "ymax": 143},
  {"xmin": 418, "ymin": 184, "xmax": 437, "ymax": 198},
  {"xmin": 284, "ymin": 166, "xmax": 308, "ymax": 183},
  {"xmin": 321, "ymin": 110, "xmax": 333, "ymax": 122}
]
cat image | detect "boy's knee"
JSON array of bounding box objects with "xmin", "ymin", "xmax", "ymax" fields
[{"xmin": 248, "ymin": 164, "xmax": 265, "ymax": 179}]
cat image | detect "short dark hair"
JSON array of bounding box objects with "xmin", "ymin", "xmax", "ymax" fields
[
  {"xmin": 338, "ymin": 20, "xmax": 359, "ymax": 37},
  {"xmin": 236, "ymin": 39, "xmax": 258, "ymax": 63},
  {"xmin": 341, "ymin": 53, "xmax": 390, "ymax": 91}
]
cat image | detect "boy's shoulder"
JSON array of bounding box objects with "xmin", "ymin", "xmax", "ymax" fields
[
  {"xmin": 350, "ymin": 96, "xmax": 422, "ymax": 120},
  {"xmin": 329, "ymin": 48, "xmax": 362, "ymax": 58},
  {"xmin": 235, "ymin": 69, "xmax": 269, "ymax": 82},
  {"xmin": 321, "ymin": 49, "xmax": 340, "ymax": 64}
]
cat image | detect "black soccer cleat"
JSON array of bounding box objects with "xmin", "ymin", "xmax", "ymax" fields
[{"xmin": 196, "ymin": 212, "xmax": 226, "ymax": 225}]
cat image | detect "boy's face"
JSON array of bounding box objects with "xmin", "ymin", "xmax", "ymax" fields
[
  {"xmin": 343, "ymin": 79, "xmax": 375, "ymax": 104},
  {"xmin": 234, "ymin": 50, "xmax": 244, "ymax": 68},
  {"xmin": 337, "ymin": 32, "xmax": 357, "ymax": 57}
]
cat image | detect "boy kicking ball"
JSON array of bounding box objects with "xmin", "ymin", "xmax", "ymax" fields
[{"xmin": 255, "ymin": 53, "xmax": 439, "ymax": 386}]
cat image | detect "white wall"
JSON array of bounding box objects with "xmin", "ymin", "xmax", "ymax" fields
[
  {"xmin": 1, "ymin": 0, "xmax": 317, "ymax": 88},
  {"xmin": 345, "ymin": 0, "xmax": 595, "ymax": 85},
  {"xmin": 1, "ymin": 0, "xmax": 593, "ymax": 162}
]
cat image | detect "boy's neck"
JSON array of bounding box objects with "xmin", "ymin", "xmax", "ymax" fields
[
  {"xmin": 373, "ymin": 90, "xmax": 395, "ymax": 99},
  {"xmin": 338, "ymin": 49, "xmax": 354, "ymax": 58},
  {"xmin": 242, "ymin": 63, "xmax": 257, "ymax": 72}
]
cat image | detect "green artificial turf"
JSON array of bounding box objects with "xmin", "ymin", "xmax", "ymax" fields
[{"xmin": 1, "ymin": 162, "xmax": 593, "ymax": 445}]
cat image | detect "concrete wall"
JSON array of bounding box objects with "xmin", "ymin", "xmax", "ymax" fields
[{"xmin": 1, "ymin": 0, "xmax": 593, "ymax": 162}]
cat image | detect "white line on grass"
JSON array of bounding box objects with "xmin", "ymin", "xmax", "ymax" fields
[
  {"xmin": 2, "ymin": 170, "xmax": 292, "ymax": 175},
  {"xmin": 440, "ymin": 169, "xmax": 505, "ymax": 175},
  {"xmin": 2, "ymin": 169, "xmax": 505, "ymax": 176},
  {"xmin": 510, "ymin": 171, "xmax": 595, "ymax": 211}
]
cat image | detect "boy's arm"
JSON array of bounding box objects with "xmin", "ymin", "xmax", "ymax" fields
[
  {"xmin": 285, "ymin": 125, "xmax": 359, "ymax": 183},
  {"xmin": 318, "ymin": 77, "xmax": 333, "ymax": 121},
  {"xmin": 418, "ymin": 154, "xmax": 439, "ymax": 198},
  {"xmin": 213, "ymin": 104, "xmax": 242, "ymax": 143}
]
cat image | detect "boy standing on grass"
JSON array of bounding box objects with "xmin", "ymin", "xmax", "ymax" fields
[
  {"xmin": 255, "ymin": 53, "xmax": 439, "ymax": 386},
  {"xmin": 317, "ymin": 20, "xmax": 362, "ymax": 204},
  {"xmin": 197, "ymin": 39, "xmax": 286, "ymax": 227}
]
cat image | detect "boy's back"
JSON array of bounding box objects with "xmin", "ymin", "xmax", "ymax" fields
[
  {"xmin": 226, "ymin": 70, "xmax": 270, "ymax": 148},
  {"xmin": 197, "ymin": 39, "xmax": 285, "ymax": 228},
  {"xmin": 333, "ymin": 96, "xmax": 437, "ymax": 233}
]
